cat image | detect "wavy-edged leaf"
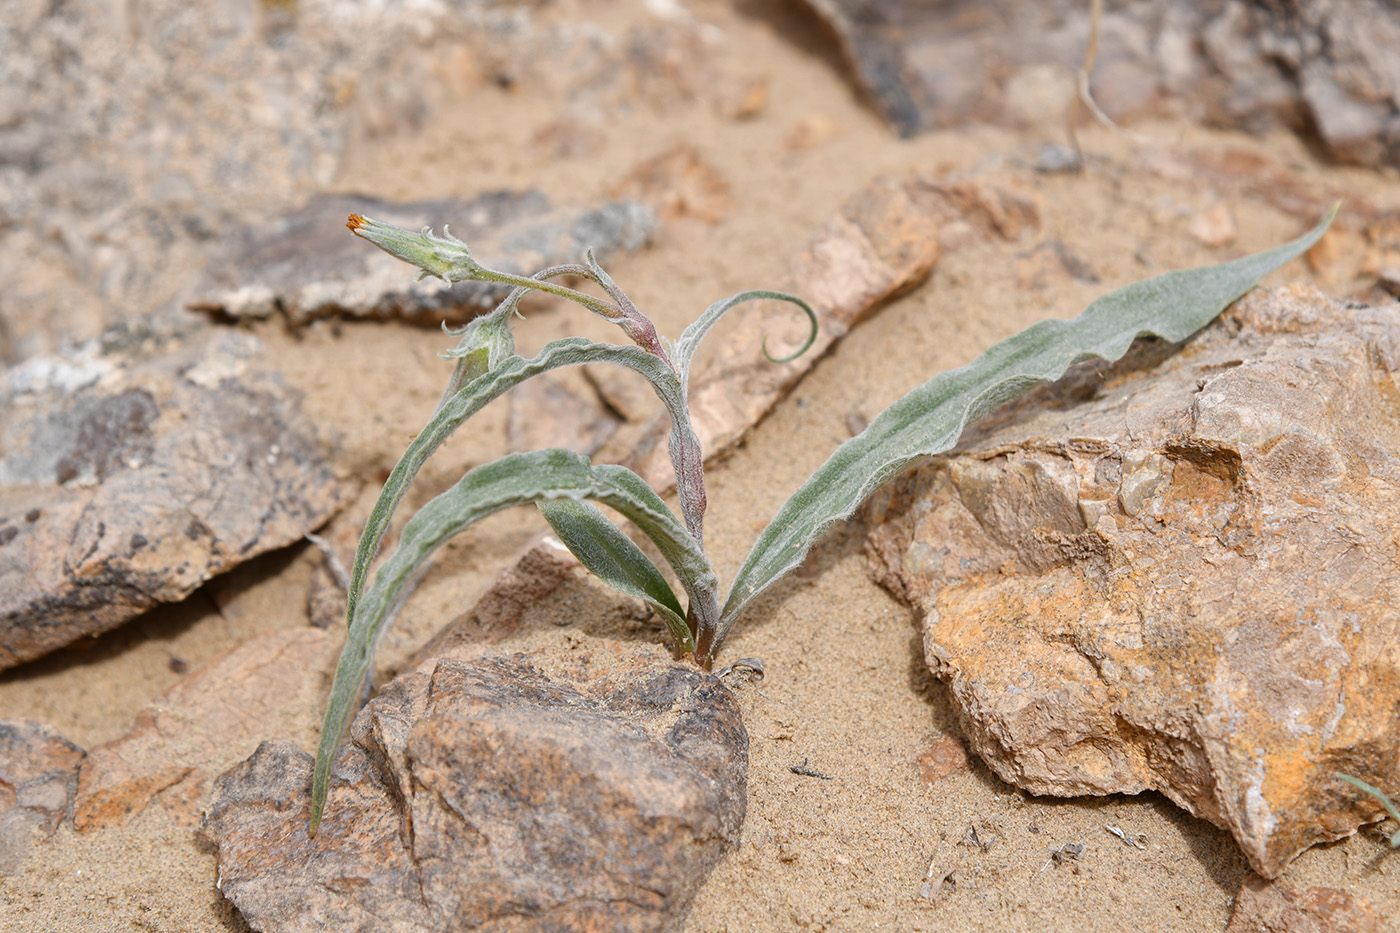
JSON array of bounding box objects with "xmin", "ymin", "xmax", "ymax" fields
[
  {"xmin": 538, "ymin": 499, "xmax": 692, "ymax": 651},
  {"xmin": 720, "ymin": 209, "xmax": 1336, "ymax": 635},
  {"xmin": 343, "ymin": 337, "xmax": 688, "ymax": 646},
  {"xmin": 312, "ymin": 448, "xmax": 711, "ymax": 832}
]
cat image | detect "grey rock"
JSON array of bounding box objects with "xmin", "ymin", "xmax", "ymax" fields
[
  {"xmin": 0, "ymin": 0, "xmax": 701, "ymax": 360},
  {"xmin": 190, "ymin": 193, "xmax": 656, "ymax": 327},
  {"xmin": 800, "ymin": 0, "xmax": 1400, "ymax": 165},
  {"xmin": 203, "ymin": 651, "xmax": 747, "ymax": 933},
  {"xmin": 0, "ymin": 328, "xmax": 352, "ymax": 669},
  {"xmin": 866, "ymin": 286, "xmax": 1400, "ymax": 877},
  {"xmin": 0, "ymin": 720, "xmax": 85, "ymax": 875},
  {"xmin": 0, "ymin": 0, "xmax": 498, "ymax": 358}
]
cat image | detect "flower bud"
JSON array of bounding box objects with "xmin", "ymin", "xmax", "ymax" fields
[{"xmin": 346, "ymin": 214, "xmax": 480, "ymax": 283}]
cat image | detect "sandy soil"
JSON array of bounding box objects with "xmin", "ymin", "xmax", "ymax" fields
[{"xmin": 3, "ymin": 1, "xmax": 1400, "ymax": 930}]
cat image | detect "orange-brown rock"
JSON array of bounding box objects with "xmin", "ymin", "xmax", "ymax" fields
[
  {"xmin": 867, "ymin": 285, "xmax": 1400, "ymax": 877},
  {"xmin": 1227, "ymin": 874, "xmax": 1381, "ymax": 933},
  {"xmin": 203, "ymin": 651, "xmax": 748, "ymax": 933},
  {"xmin": 74, "ymin": 628, "xmax": 336, "ymax": 830}
]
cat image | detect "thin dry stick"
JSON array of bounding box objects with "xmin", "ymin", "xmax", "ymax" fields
[{"xmin": 1069, "ymin": 0, "xmax": 1149, "ymax": 160}]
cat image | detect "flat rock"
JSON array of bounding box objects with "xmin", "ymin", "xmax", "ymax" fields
[
  {"xmin": 74, "ymin": 627, "xmax": 336, "ymax": 831},
  {"xmin": 204, "ymin": 651, "xmax": 748, "ymax": 933},
  {"xmin": 0, "ymin": 719, "xmax": 85, "ymax": 875},
  {"xmin": 801, "ymin": 0, "xmax": 1400, "ymax": 166},
  {"xmin": 866, "ymin": 285, "xmax": 1400, "ymax": 877},
  {"xmin": 0, "ymin": 328, "xmax": 352, "ymax": 669},
  {"xmin": 191, "ymin": 193, "xmax": 656, "ymax": 326}
]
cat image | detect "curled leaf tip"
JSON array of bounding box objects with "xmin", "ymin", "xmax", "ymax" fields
[{"xmin": 760, "ymin": 333, "xmax": 806, "ymax": 364}]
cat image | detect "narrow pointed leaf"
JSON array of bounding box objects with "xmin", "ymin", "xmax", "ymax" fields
[
  {"xmin": 721, "ymin": 209, "xmax": 1336, "ymax": 633},
  {"xmin": 343, "ymin": 337, "xmax": 687, "ymax": 645},
  {"xmin": 313, "ymin": 448, "xmax": 711, "ymax": 832},
  {"xmin": 538, "ymin": 499, "xmax": 693, "ymax": 651}
]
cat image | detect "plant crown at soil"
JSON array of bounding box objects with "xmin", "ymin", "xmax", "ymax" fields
[
  {"xmin": 309, "ymin": 207, "xmax": 1335, "ymax": 833},
  {"xmin": 1338, "ymin": 774, "xmax": 1400, "ymax": 848}
]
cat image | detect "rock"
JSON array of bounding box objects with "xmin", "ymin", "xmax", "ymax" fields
[
  {"xmin": 865, "ymin": 285, "xmax": 1400, "ymax": 877},
  {"xmin": 624, "ymin": 169, "xmax": 1036, "ymax": 490},
  {"xmin": 913, "ymin": 731, "xmax": 973, "ymax": 786},
  {"xmin": 507, "ymin": 374, "xmax": 621, "ymax": 457},
  {"xmin": 798, "ymin": 0, "xmax": 1400, "ymax": 166},
  {"xmin": 613, "ymin": 147, "xmax": 732, "ymax": 224},
  {"xmin": 0, "ymin": 328, "xmax": 351, "ymax": 669},
  {"xmin": 0, "ymin": 0, "xmax": 519, "ymax": 358},
  {"xmin": 0, "ymin": 720, "xmax": 85, "ymax": 875},
  {"xmin": 1227, "ymin": 874, "xmax": 1381, "ymax": 933},
  {"xmin": 0, "ymin": 1, "xmax": 710, "ymax": 359},
  {"xmin": 411, "ymin": 536, "xmax": 581, "ymax": 663},
  {"xmin": 73, "ymin": 628, "xmax": 336, "ymax": 830},
  {"xmin": 1189, "ymin": 202, "xmax": 1239, "ymax": 248},
  {"xmin": 1014, "ymin": 240, "xmax": 1100, "ymax": 290},
  {"xmin": 190, "ymin": 193, "xmax": 657, "ymax": 326},
  {"xmin": 204, "ymin": 651, "xmax": 748, "ymax": 933}
]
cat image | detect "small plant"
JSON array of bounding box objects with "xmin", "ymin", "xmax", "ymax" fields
[
  {"xmin": 310, "ymin": 207, "xmax": 1335, "ymax": 831},
  {"xmin": 1338, "ymin": 774, "xmax": 1400, "ymax": 848}
]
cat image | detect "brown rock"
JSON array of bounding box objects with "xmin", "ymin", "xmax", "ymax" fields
[
  {"xmin": 506, "ymin": 373, "xmax": 621, "ymax": 456},
  {"xmin": 191, "ymin": 193, "xmax": 657, "ymax": 326},
  {"xmin": 0, "ymin": 720, "xmax": 85, "ymax": 875},
  {"xmin": 866, "ymin": 285, "xmax": 1400, "ymax": 877},
  {"xmin": 1190, "ymin": 202, "xmax": 1240, "ymax": 248},
  {"xmin": 914, "ymin": 732, "xmax": 972, "ymax": 785},
  {"xmin": 74, "ymin": 628, "xmax": 335, "ymax": 830},
  {"xmin": 626, "ymin": 169, "xmax": 1031, "ymax": 490},
  {"xmin": 411, "ymin": 535, "xmax": 581, "ymax": 662},
  {"xmin": 614, "ymin": 147, "xmax": 732, "ymax": 224},
  {"xmin": 1227, "ymin": 874, "xmax": 1381, "ymax": 933},
  {"xmin": 0, "ymin": 329, "xmax": 351, "ymax": 669},
  {"xmin": 204, "ymin": 651, "xmax": 748, "ymax": 933}
]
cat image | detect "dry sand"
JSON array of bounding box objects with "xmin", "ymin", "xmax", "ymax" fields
[{"xmin": 3, "ymin": 1, "xmax": 1399, "ymax": 930}]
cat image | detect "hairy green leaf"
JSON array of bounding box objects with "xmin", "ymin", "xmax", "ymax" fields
[
  {"xmin": 538, "ymin": 499, "xmax": 692, "ymax": 651},
  {"xmin": 342, "ymin": 337, "xmax": 688, "ymax": 650},
  {"xmin": 720, "ymin": 210, "xmax": 1336, "ymax": 633},
  {"xmin": 314, "ymin": 447, "xmax": 713, "ymax": 832}
]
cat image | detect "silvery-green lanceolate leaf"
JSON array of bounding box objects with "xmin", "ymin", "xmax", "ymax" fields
[
  {"xmin": 313, "ymin": 448, "xmax": 713, "ymax": 832},
  {"xmin": 720, "ymin": 209, "xmax": 1336, "ymax": 635},
  {"xmin": 538, "ymin": 499, "xmax": 692, "ymax": 651},
  {"xmin": 342, "ymin": 337, "xmax": 687, "ymax": 651}
]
